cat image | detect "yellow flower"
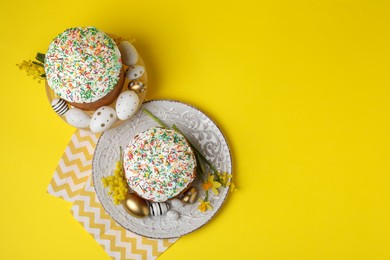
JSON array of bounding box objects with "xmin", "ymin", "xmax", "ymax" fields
[
  {"xmin": 229, "ymin": 182, "xmax": 237, "ymax": 193},
  {"xmin": 217, "ymin": 172, "xmax": 232, "ymax": 187},
  {"xmin": 202, "ymin": 175, "xmax": 221, "ymax": 195},
  {"xmin": 17, "ymin": 60, "xmax": 45, "ymax": 82},
  {"xmin": 198, "ymin": 199, "xmax": 212, "ymax": 212}
]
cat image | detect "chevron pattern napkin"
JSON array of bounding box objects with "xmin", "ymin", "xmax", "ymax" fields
[{"xmin": 47, "ymin": 129, "xmax": 177, "ymax": 260}]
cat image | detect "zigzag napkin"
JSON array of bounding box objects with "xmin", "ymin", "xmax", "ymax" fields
[
  {"xmin": 47, "ymin": 129, "xmax": 177, "ymax": 260},
  {"xmin": 48, "ymin": 130, "xmax": 99, "ymax": 202}
]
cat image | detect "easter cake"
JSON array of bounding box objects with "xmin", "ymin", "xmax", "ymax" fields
[
  {"xmin": 44, "ymin": 27, "xmax": 125, "ymax": 111},
  {"xmin": 124, "ymin": 127, "xmax": 197, "ymax": 202}
]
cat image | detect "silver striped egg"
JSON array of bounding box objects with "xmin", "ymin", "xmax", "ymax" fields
[
  {"xmin": 149, "ymin": 202, "xmax": 170, "ymax": 216},
  {"xmin": 51, "ymin": 98, "xmax": 69, "ymax": 116}
]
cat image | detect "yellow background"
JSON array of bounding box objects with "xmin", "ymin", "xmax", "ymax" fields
[{"xmin": 1, "ymin": 0, "xmax": 390, "ymax": 259}]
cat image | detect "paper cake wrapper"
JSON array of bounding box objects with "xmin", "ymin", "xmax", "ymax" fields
[{"xmin": 47, "ymin": 129, "xmax": 177, "ymax": 260}]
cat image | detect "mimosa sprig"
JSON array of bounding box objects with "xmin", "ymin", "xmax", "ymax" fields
[{"xmin": 17, "ymin": 52, "xmax": 46, "ymax": 83}]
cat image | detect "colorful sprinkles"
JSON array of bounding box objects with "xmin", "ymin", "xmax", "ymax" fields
[
  {"xmin": 124, "ymin": 127, "xmax": 197, "ymax": 202},
  {"xmin": 44, "ymin": 27, "xmax": 122, "ymax": 103}
]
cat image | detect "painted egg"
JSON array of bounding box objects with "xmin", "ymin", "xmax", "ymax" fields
[
  {"xmin": 149, "ymin": 202, "xmax": 170, "ymax": 216},
  {"xmin": 51, "ymin": 98, "xmax": 69, "ymax": 116},
  {"xmin": 128, "ymin": 80, "xmax": 147, "ymax": 93},
  {"xmin": 125, "ymin": 65, "xmax": 145, "ymax": 80},
  {"xmin": 115, "ymin": 90, "xmax": 140, "ymax": 120},
  {"xmin": 166, "ymin": 210, "xmax": 180, "ymax": 221},
  {"xmin": 118, "ymin": 41, "xmax": 138, "ymax": 66},
  {"xmin": 123, "ymin": 193, "xmax": 150, "ymax": 218},
  {"xmin": 65, "ymin": 108, "xmax": 91, "ymax": 129},
  {"xmin": 90, "ymin": 106, "xmax": 117, "ymax": 133}
]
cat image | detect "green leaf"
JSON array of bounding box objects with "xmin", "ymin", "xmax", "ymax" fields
[
  {"xmin": 35, "ymin": 52, "xmax": 45, "ymax": 63},
  {"xmin": 143, "ymin": 109, "xmax": 168, "ymax": 128},
  {"xmin": 32, "ymin": 61, "xmax": 44, "ymax": 67}
]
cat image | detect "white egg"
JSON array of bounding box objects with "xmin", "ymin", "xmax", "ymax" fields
[
  {"xmin": 125, "ymin": 65, "xmax": 145, "ymax": 80},
  {"xmin": 115, "ymin": 90, "xmax": 140, "ymax": 120},
  {"xmin": 166, "ymin": 210, "xmax": 180, "ymax": 220},
  {"xmin": 90, "ymin": 106, "xmax": 117, "ymax": 133},
  {"xmin": 118, "ymin": 41, "xmax": 138, "ymax": 66},
  {"xmin": 170, "ymin": 199, "xmax": 184, "ymax": 208},
  {"xmin": 65, "ymin": 108, "xmax": 91, "ymax": 129}
]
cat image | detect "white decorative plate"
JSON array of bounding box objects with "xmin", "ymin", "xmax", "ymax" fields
[{"xmin": 92, "ymin": 100, "xmax": 232, "ymax": 238}]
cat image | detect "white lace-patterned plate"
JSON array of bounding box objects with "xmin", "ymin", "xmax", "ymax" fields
[{"xmin": 92, "ymin": 100, "xmax": 232, "ymax": 239}]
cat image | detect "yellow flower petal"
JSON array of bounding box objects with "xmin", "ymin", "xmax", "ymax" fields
[
  {"xmin": 213, "ymin": 181, "xmax": 221, "ymax": 189},
  {"xmin": 202, "ymin": 181, "xmax": 212, "ymax": 190},
  {"xmin": 198, "ymin": 199, "xmax": 212, "ymax": 212},
  {"xmin": 230, "ymin": 182, "xmax": 237, "ymax": 192}
]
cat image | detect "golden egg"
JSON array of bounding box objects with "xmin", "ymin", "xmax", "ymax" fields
[
  {"xmin": 128, "ymin": 80, "xmax": 147, "ymax": 93},
  {"xmin": 180, "ymin": 187, "xmax": 198, "ymax": 204},
  {"xmin": 181, "ymin": 195, "xmax": 190, "ymax": 203},
  {"xmin": 123, "ymin": 193, "xmax": 150, "ymax": 218}
]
